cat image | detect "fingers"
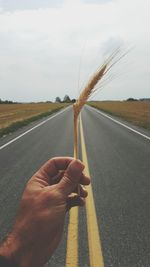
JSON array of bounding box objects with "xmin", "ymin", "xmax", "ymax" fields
[
  {"xmin": 51, "ymin": 171, "xmax": 65, "ymax": 184},
  {"xmin": 32, "ymin": 157, "xmax": 90, "ymax": 196},
  {"xmin": 66, "ymin": 185, "xmax": 89, "ymax": 210},
  {"xmin": 80, "ymin": 173, "xmax": 90, "ymax": 186},
  {"xmin": 66, "ymin": 195, "xmax": 86, "ymax": 211},
  {"xmin": 54, "ymin": 174, "xmax": 88, "ymax": 197},
  {"xmin": 78, "ymin": 185, "xmax": 88, "ymax": 198},
  {"xmin": 37, "ymin": 157, "xmax": 74, "ymax": 184},
  {"xmin": 57, "ymin": 159, "xmax": 86, "ymax": 196}
]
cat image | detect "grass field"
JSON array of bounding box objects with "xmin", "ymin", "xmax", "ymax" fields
[
  {"xmin": 89, "ymin": 101, "xmax": 150, "ymax": 130},
  {"xmin": 0, "ymin": 103, "xmax": 69, "ymax": 137}
]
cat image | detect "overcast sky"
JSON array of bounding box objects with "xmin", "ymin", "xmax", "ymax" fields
[{"xmin": 0, "ymin": 0, "xmax": 150, "ymax": 102}]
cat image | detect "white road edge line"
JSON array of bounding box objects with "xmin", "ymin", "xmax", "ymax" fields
[
  {"xmin": 88, "ymin": 105, "xmax": 150, "ymax": 141},
  {"xmin": 0, "ymin": 108, "xmax": 69, "ymax": 151}
]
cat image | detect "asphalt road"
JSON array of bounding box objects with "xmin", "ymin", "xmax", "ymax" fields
[{"xmin": 0, "ymin": 105, "xmax": 150, "ymax": 267}]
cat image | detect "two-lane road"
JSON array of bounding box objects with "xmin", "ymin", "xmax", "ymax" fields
[
  {"xmin": 0, "ymin": 105, "xmax": 150, "ymax": 267},
  {"xmin": 82, "ymin": 105, "xmax": 150, "ymax": 267}
]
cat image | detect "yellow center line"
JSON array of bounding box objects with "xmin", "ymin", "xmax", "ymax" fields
[
  {"xmin": 80, "ymin": 115, "xmax": 104, "ymax": 267},
  {"xmin": 65, "ymin": 207, "xmax": 78, "ymax": 266},
  {"xmin": 65, "ymin": 149, "xmax": 78, "ymax": 267}
]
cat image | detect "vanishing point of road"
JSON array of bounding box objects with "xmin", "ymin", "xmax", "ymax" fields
[{"xmin": 0, "ymin": 105, "xmax": 150, "ymax": 267}]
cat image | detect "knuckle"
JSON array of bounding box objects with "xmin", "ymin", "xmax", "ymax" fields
[{"xmin": 63, "ymin": 174, "xmax": 74, "ymax": 187}]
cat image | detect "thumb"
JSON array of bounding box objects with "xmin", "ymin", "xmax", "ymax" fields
[{"xmin": 57, "ymin": 159, "xmax": 85, "ymax": 196}]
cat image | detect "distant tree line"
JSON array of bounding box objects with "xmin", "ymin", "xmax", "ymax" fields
[
  {"xmin": 0, "ymin": 98, "xmax": 16, "ymax": 104},
  {"xmin": 0, "ymin": 95, "xmax": 76, "ymax": 104},
  {"xmin": 126, "ymin": 98, "xmax": 150, "ymax": 102},
  {"xmin": 55, "ymin": 95, "xmax": 76, "ymax": 103},
  {"xmin": 1, "ymin": 96, "xmax": 149, "ymax": 104}
]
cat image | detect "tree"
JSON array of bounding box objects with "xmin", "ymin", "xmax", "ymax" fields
[
  {"xmin": 55, "ymin": 97, "xmax": 61, "ymax": 103},
  {"xmin": 126, "ymin": 98, "xmax": 137, "ymax": 101},
  {"xmin": 63, "ymin": 95, "xmax": 71, "ymax": 103},
  {"xmin": 0, "ymin": 98, "xmax": 14, "ymax": 104}
]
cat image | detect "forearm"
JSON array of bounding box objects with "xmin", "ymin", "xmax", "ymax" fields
[
  {"xmin": 0, "ymin": 158, "xmax": 90, "ymax": 267},
  {"xmin": 0, "ymin": 230, "xmax": 49, "ymax": 267}
]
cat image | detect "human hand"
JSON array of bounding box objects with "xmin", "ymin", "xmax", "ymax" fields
[{"xmin": 0, "ymin": 157, "xmax": 90, "ymax": 267}]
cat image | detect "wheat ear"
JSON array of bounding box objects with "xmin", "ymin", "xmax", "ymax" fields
[
  {"xmin": 73, "ymin": 54, "xmax": 117, "ymax": 194},
  {"xmin": 73, "ymin": 63, "xmax": 108, "ymax": 156}
]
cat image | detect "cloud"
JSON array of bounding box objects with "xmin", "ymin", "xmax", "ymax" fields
[
  {"xmin": 0, "ymin": 0, "xmax": 63, "ymax": 11},
  {"xmin": 82, "ymin": 0, "xmax": 112, "ymax": 4},
  {"xmin": 0, "ymin": 0, "xmax": 150, "ymax": 101}
]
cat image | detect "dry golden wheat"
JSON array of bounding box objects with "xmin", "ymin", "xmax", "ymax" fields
[
  {"xmin": 73, "ymin": 46, "xmax": 128, "ymax": 157},
  {"xmin": 73, "ymin": 49, "xmax": 126, "ymax": 194},
  {"xmin": 73, "ymin": 59, "xmax": 111, "ymax": 158}
]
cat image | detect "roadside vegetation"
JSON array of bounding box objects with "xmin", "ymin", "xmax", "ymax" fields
[
  {"xmin": 89, "ymin": 101, "xmax": 150, "ymax": 130},
  {"xmin": 0, "ymin": 102, "xmax": 69, "ymax": 137}
]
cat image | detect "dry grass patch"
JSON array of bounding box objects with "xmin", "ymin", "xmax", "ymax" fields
[
  {"xmin": 89, "ymin": 101, "xmax": 150, "ymax": 130},
  {"xmin": 0, "ymin": 103, "xmax": 68, "ymax": 129},
  {"xmin": 0, "ymin": 103, "xmax": 69, "ymax": 136}
]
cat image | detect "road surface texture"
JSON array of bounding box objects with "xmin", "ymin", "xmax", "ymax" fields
[{"xmin": 0, "ymin": 105, "xmax": 150, "ymax": 267}]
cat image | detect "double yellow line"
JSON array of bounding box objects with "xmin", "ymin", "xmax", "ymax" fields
[{"xmin": 66, "ymin": 116, "xmax": 104, "ymax": 267}]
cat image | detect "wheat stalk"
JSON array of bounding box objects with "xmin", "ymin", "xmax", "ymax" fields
[
  {"xmin": 73, "ymin": 62, "xmax": 109, "ymax": 157},
  {"xmin": 73, "ymin": 50, "xmax": 123, "ymax": 194}
]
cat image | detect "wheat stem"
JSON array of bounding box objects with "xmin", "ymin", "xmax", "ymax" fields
[
  {"xmin": 73, "ymin": 49, "xmax": 126, "ymax": 195},
  {"xmin": 73, "ymin": 105, "xmax": 78, "ymax": 159}
]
